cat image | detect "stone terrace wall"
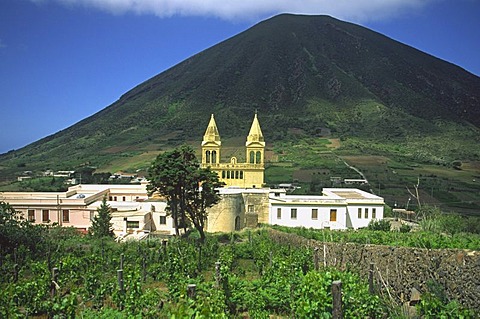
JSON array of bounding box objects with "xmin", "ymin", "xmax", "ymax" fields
[{"xmin": 269, "ymin": 230, "xmax": 480, "ymax": 312}]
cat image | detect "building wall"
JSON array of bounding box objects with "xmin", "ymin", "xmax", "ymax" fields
[
  {"xmin": 242, "ymin": 168, "xmax": 264, "ymax": 189},
  {"xmin": 13, "ymin": 206, "xmax": 93, "ymax": 231},
  {"xmin": 346, "ymin": 204, "xmax": 384, "ymax": 229},
  {"xmin": 59, "ymin": 208, "xmax": 92, "ymax": 230},
  {"xmin": 269, "ymin": 204, "xmax": 348, "ymax": 230},
  {"xmin": 111, "ymin": 213, "xmax": 150, "ymax": 235},
  {"xmin": 150, "ymin": 201, "xmax": 175, "ymax": 234},
  {"xmin": 208, "ymin": 164, "xmax": 264, "ymax": 189},
  {"xmin": 241, "ymin": 191, "xmax": 270, "ymax": 225},
  {"xmin": 206, "ymin": 193, "xmax": 244, "ymax": 233}
]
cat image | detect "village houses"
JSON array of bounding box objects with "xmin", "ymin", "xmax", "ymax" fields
[{"xmin": 1, "ymin": 114, "xmax": 384, "ymax": 239}]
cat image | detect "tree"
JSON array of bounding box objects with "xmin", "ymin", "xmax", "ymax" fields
[
  {"xmin": 184, "ymin": 167, "xmax": 224, "ymax": 242},
  {"xmin": 147, "ymin": 145, "xmax": 224, "ymax": 242},
  {"xmin": 0, "ymin": 201, "xmax": 44, "ymax": 254},
  {"xmin": 89, "ymin": 196, "xmax": 114, "ymax": 238},
  {"xmin": 406, "ymin": 176, "xmax": 422, "ymax": 209}
]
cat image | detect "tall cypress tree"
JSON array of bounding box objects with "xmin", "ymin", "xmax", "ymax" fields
[{"xmin": 89, "ymin": 196, "xmax": 114, "ymax": 238}]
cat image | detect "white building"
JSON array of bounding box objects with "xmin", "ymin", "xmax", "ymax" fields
[
  {"xmin": 88, "ymin": 199, "xmax": 174, "ymax": 240},
  {"xmin": 269, "ymin": 188, "xmax": 384, "ymax": 230}
]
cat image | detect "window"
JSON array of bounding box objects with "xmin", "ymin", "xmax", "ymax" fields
[
  {"xmin": 114, "ymin": 196, "xmax": 117, "ymax": 201},
  {"xmin": 312, "ymin": 209, "xmax": 318, "ymax": 220},
  {"xmin": 240, "ymin": 171, "xmax": 243, "ymax": 179},
  {"xmin": 109, "ymin": 196, "xmax": 113, "ymax": 201},
  {"xmin": 291, "ymin": 208, "xmax": 297, "ymax": 219},
  {"xmin": 358, "ymin": 208, "xmax": 362, "ymax": 219},
  {"xmin": 330, "ymin": 209, "xmax": 337, "ymax": 222},
  {"xmin": 123, "ymin": 196, "xmax": 126, "ymax": 202},
  {"xmin": 256, "ymin": 151, "xmax": 261, "ymax": 164},
  {"xmin": 365, "ymin": 208, "xmax": 369, "ymax": 219},
  {"xmin": 42, "ymin": 209, "xmax": 49, "ymax": 222},
  {"xmin": 235, "ymin": 171, "xmax": 239, "ymax": 179},
  {"xmin": 212, "ymin": 151, "xmax": 216, "ymax": 163},
  {"xmin": 28, "ymin": 209, "xmax": 35, "ymax": 222},
  {"xmin": 62, "ymin": 210, "xmax": 70, "ymax": 223},
  {"xmin": 249, "ymin": 151, "xmax": 255, "ymax": 164},
  {"xmin": 206, "ymin": 150, "xmax": 211, "ymax": 163},
  {"xmin": 227, "ymin": 171, "xmax": 230, "ymax": 179},
  {"xmin": 277, "ymin": 208, "xmax": 281, "ymax": 219},
  {"xmin": 372, "ymin": 208, "xmax": 376, "ymax": 219},
  {"xmin": 222, "ymin": 171, "xmax": 226, "ymax": 178},
  {"xmin": 248, "ymin": 205, "xmax": 255, "ymax": 213},
  {"xmin": 159, "ymin": 215, "xmax": 167, "ymax": 225},
  {"xmin": 126, "ymin": 221, "xmax": 139, "ymax": 228}
]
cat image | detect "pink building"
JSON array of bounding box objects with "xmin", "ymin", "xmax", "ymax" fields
[{"xmin": 0, "ymin": 183, "xmax": 160, "ymax": 235}]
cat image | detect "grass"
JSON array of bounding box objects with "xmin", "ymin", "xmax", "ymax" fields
[
  {"xmin": 98, "ymin": 151, "xmax": 161, "ymax": 173},
  {"xmin": 263, "ymin": 131, "xmax": 480, "ymax": 216}
]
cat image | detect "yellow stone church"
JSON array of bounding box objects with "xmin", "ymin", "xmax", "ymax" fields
[{"xmin": 201, "ymin": 113, "xmax": 265, "ymax": 188}]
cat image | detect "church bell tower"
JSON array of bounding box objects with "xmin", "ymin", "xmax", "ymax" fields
[
  {"xmin": 244, "ymin": 113, "xmax": 265, "ymax": 187},
  {"xmin": 201, "ymin": 114, "xmax": 221, "ymax": 166},
  {"xmin": 200, "ymin": 113, "xmax": 265, "ymax": 188},
  {"xmin": 246, "ymin": 113, "xmax": 265, "ymax": 166}
]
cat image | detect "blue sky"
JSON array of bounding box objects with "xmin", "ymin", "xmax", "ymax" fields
[{"xmin": 1, "ymin": 0, "xmax": 479, "ymax": 154}]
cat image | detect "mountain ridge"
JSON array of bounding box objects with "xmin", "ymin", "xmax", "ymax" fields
[{"xmin": 1, "ymin": 14, "xmax": 479, "ymax": 178}]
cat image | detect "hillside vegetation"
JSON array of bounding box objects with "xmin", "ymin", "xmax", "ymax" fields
[{"xmin": 1, "ymin": 14, "xmax": 479, "ymax": 213}]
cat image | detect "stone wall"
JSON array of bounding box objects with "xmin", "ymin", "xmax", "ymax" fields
[
  {"xmin": 207, "ymin": 193, "xmax": 244, "ymax": 232},
  {"xmin": 242, "ymin": 192, "xmax": 270, "ymax": 224},
  {"xmin": 269, "ymin": 230, "xmax": 480, "ymax": 312}
]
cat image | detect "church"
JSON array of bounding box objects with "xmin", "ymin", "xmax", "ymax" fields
[
  {"xmin": 201, "ymin": 113, "xmax": 265, "ymax": 188},
  {"xmin": 200, "ymin": 114, "xmax": 385, "ymax": 233}
]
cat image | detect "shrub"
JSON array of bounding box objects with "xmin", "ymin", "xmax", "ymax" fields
[
  {"xmin": 399, "ymin": 224, "xmax": 412, "ymax": 233},
  {"xmin": 368, "ymin": 219, "xmax": 391, "ymax": 231}
]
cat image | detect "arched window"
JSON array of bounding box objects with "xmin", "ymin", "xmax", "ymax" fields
[
  {"xmin": 256, "ymin": 151, "xmax": 261, "ymax": 164},
  {"xmin": 227, "ymin": 171, "xmax": 230, "ymax": 179},
  {"xmin": 249, "ymin": 151, "xmax": 255, "ymax": 164},
  {"xmin": 206, "ymin": 150, "xmax": 211, "ymax": 163},
  {"xmin": 240, "ymin": 171, "xmax": 243, "ymax": 179},
  {"xmin": 222, "ymin": 171, "xmax": 226, "ymax": 179},
  {"xmin": 235, "ymin": 171, "xmax": 239, "ymax": 179},
  {"xmin": 212, "ymin": 150, "xmax": 217, "ymax": 163}
]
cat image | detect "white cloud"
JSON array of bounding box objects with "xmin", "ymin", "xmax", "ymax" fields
[{"xmin": 29, "ymin": 0, "xmax": 434, "ymax": 22}]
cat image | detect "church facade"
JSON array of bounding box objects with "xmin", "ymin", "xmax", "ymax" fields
[{"xmin": 201, "ymin": 114, "xmax": 265, "ymax": 188}]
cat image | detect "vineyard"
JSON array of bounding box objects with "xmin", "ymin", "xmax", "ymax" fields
[{"xmin": 0, "ymin": 227, "xmax": 477, "ymax": 318}]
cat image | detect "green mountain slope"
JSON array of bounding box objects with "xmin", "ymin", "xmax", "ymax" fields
[{"xmin": 1, "ymin": 14, "xmax": 479, "ymax": 179}]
